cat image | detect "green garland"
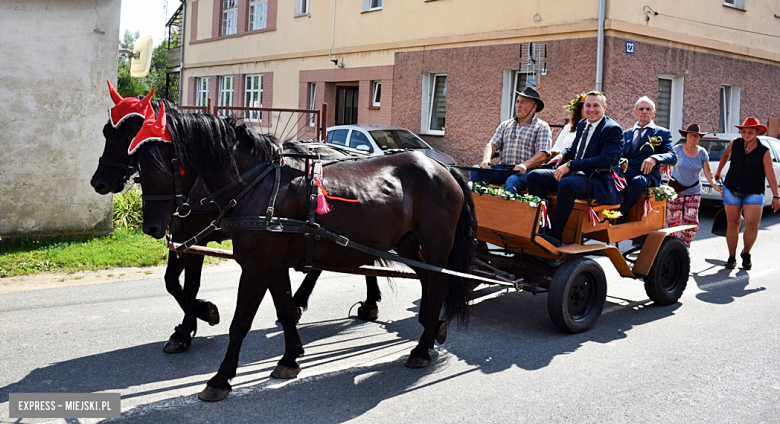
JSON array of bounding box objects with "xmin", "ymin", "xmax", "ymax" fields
[{"xmin": 470, "ymin": 182, "xmax": 543, "ymax": 207}]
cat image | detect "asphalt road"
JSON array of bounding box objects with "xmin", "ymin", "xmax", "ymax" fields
[{"xmin": 1, "ymin": 206, "xmax": 779, "ymax": 423}]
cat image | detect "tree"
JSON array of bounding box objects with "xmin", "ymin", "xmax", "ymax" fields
[{"xmin": 116, "ymin": 29, "xmax": 180, "ymax": 103}]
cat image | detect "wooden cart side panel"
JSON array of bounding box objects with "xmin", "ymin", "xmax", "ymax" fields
[{"xmin": 472, "ymin": 194, "xmax": 539, "ymax": 236}]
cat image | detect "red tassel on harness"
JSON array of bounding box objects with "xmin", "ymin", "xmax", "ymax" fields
[{"xmin": 316, "ymin": 187, "xmax": 331, "ymax": 214}]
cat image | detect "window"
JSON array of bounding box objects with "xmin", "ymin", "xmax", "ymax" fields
[
  {"xmin": 723, "ymin": 0, "xmax": 745, "ymax": 10},
  {"xmin": 222, "ymin": 0, "xmax": 238, "ymax": 36},
  {"xmin": 295, "ymin": 0, "xmax": 310, "ymax": 17},
  {"xmin": 195, "ymin": 77, "xmax": 209, "ymax": 108},
  {"xmin": 327, "ymin": 129, "xmax": 349, "ymax": 146},
  {"xmin": 421, "ymin": 73, "xmax": 447, "ymax": 135},
  {"xmin": 719, "ymin": 84, "xmax": 742, "ymax": 133},
  {"xmin": 244, "ymin": 74, "xmax": 263, "ymax": 122},
  {"xmin": 218, "ymin": 75, "xmax": 234, "ymax": 117},
  {"xmin": 348, "ymin": 131, "xmax": 373, "ymax": 151},
  {"xmin": 500, "ymin": 70, "xmax": 529, "ymax": 121},
  {"xmin": 371, "ymin": 81, "xmax": 381, "ymax": 107},
  {"xmin": 308, "ymin": 83, "xmax": 317, "ymax": 127},
  {"xmin": 656, "ymin": 75, "xmax": 684, "ymax": 134},
  {"xmin": 248, "ymin": 0, "xmax": 268, "ymax": 31},
  {"xmin": 363, "ymin": 0, "xmax": 382, "ymax": 12}
]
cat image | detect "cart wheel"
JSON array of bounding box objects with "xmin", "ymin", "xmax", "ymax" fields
[
  {"xmin": 644, "ymin": 237, "xmax": 689, "ymax": 305},
  {"xmin": 547, "ymin": 257, "xmax": 607, "ymax": 333}
]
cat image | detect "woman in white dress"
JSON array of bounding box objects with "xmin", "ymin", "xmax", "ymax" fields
[{"xmin": 551, "ymin": 92, "xmax": 586, "ymax": 152}]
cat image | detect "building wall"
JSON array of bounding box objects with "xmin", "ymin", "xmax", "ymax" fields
[{"xmin": 0, "ymin": 0, "xmax": 120, "ymax": 238}]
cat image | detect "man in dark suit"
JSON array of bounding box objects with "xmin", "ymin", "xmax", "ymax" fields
[
  {"xmin": 617, "ymin": 96, "xmax": 677, "ymax": 218},
  {"xmin": 527, "ymin": 91, "xmax": 624, "ymax": 246}
]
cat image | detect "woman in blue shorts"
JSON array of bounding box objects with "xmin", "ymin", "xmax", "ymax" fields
[{"xmin": 714, "ymin": 117, "xmax": 780, "ymax": 270}]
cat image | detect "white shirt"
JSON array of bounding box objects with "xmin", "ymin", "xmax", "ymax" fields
[
  {"xmin": 576, "ymin": 116, "xmax": 604, "ymax": 159},
  {"xmin": 552, "ymin": 123, "xmax": 577, "ymax": 152},
  {"xmin": 631, "ymin": 120, "xmax": 656, "ymax": 144}
]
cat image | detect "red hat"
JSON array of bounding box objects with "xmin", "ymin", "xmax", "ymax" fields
[
  {"xmin": 107, "ymin": 80, "xmax": 155, "ymax": 128},
  {"xmin": 128, "ymin": 102, "xmax": 172, "ymax": 155},
  {"xmin": 734, "ymin": 117, "xmax": 767, "ymax": 135}
]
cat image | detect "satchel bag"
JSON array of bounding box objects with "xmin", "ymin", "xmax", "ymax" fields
[{"xmin": 668, "ymin": 177, "xmax": 699, "ymax": 193}]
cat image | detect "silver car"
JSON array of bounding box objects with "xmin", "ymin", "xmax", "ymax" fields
[
  {"xmin": 677, "ymin": 133, "xmax": 780, "ymax": 207},
  {"xmin": 326, "ymin": 124, "xmax": 457, "ymax": 165}
]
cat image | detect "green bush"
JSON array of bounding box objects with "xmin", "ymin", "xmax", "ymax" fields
[{"xmin": 113, "ymin": 187, "xmax": 143, "ymax": 230}]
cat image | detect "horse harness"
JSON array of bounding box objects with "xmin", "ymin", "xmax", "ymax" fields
[{"xmin": 153, "ymin": 148, "xmax": 516, "ymax": 287}]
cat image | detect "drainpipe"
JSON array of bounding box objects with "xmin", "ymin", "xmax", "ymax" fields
[
  {"xmin": 178, "ymin": 0, "xmax": 186, "ymax": 105},
  {"xmin": 595, "ymin": 0, "xmax": 606, "ymax": 92}
]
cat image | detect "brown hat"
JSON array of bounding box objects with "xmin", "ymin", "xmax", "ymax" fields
[
  {"xmin": 515, "ymin": 87, "xmax": 545, "ymax": 113},
  {"xmin": 678, "ymin": 123, "xmax": 708, "ymax": 137},
  {"xmin": 734, "ymin": 117, "xmax": 767, "ymax": 135}
]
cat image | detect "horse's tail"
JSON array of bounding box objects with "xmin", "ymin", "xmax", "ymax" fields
[{"xmin": 443, "ymin": 168, "xmax": 477, "ymax": 327}]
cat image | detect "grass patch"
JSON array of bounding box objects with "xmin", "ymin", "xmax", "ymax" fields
[{"xmin": 0, "ymin": 187, "xmax": 234, "ymax": 278}]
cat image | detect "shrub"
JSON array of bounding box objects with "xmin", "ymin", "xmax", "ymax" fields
[{"xmin": 114, "ymin": 187, "xmax": 143, "ymax": 230}]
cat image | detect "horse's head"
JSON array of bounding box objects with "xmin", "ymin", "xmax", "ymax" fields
[
  {"xmin": 90, "ymin": 82, "xmax": 154, "ymax": 194},
  {"xmin": 130, "ymin": 103, "xmax": 196, "ymax": 239}
]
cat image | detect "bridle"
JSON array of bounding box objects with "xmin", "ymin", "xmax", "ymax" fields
[{"xmin": 98, "ymin": 156, "xmax": 136, "ymax": 186}]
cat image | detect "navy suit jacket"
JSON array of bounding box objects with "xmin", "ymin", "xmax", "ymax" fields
[
  {"xmin": 561, "ymin": 116, "xmax": 625, "ymax": 205},
  {"xmin": 620, "ymin": 124, "xmax": 677, "ymax": 186}
]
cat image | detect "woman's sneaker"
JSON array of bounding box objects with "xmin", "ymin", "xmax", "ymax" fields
[
  {"xmin": 725, "ymin": 256, "xmax": 737, "ymax": 269},
  {"xmin": 741, "ymin": 251, "xmax": 752, "ymax": 270}
]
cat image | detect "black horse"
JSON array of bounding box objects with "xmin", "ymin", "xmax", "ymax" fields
[
  {"xmin": 90, "ymin": 86, "xmax": 381, "ymax": 354},
  {"xmin": 132, "ymin": 108, "xmax": 475, "ymax": 402}
]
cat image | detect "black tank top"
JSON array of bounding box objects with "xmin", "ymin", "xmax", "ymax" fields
[{"xmin": 724, "ymin": 138, "xmax": 768, "ymax": 195}]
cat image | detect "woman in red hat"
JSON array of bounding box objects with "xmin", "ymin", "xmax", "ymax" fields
[
  {"xmin": 714, "ymin": 117, "xmax": 780, "ymax": 270},
  {"xmin": 667, "ymin": 124, "xmax": 722, "ymax": 247}
]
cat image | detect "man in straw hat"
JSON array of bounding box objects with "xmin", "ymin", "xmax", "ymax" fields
[
  {"xmin": 469, "ymin": 87, "xmax": 551, "ymax": 194},
  {"xmin": 714, "ymin": 117, "xmax": 780, "ymax": 270}
]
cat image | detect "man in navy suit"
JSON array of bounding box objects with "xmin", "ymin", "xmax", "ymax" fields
[
  {"xmin": 527, "ymin": 91, "xmax": 624, "ymax": 246},
  {"xmin": 617, "ymin": 96, "xmax": 677, "ymax": 218}
]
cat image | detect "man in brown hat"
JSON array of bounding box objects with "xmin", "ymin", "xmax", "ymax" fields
[{"xmin": 469, "ymin": 86, "xmax": 552, "ymax": 194}]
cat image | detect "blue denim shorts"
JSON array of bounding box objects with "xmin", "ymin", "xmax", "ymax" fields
[{"xmin": 722, "ymin": 185, "xmax": 764, "ymax": 206}]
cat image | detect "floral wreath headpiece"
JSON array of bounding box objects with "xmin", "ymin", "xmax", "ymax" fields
[{"xmin": 564, "ymin": 93, "xmax": 587, "ymax": 114}]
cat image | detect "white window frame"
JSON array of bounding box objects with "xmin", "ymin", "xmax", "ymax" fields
[
  {"xmin": 362, "ymin": 0, "xmax": 382, "ymax": 12},
  {"xmin": 420, "ymin": 73, "xmax": 447, "ymax": 136},
  {"xmin": 218, "ymin": 75, "xmax": 234, "ymax": 117},
  {"xmin": 222, "ymin": 0, "xmax": 238, "ymax": 36},
  {"xmin": 719, "ymin": 83, "xmax": 742, "ymax": 133},
  {"xmin": 371, "ymin": 81, "xmax": 381, "ymax": 107},
  {"xmin": 308, "ymin": 83, "xmax": 317, "ymax": 127},
  {"xmin": 244, "ymin": 74, "xmax": 263, "ymax": 122},
  {"xmin": 248, "ymin": 0, "xmax": 268, "ymax": 31},
  {"xmin": 723, "ymin": 0, "xmax": 745, "ymax": 10},
  {"xmin": 657, "ymin": 74, "xmax": 684, "ymax": 135},
  {"xmin": 295, "ymin": 0, "xmax": 310, "ymax": 17},
  {"xmin": 195, "ymin": 77, "xmax": 209, "ymax": 108},
  {"xmin": 500, "ymin": 70, "xmax": 530, "ymax": 121}
]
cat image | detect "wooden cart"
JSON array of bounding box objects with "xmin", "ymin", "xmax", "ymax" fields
[{"xmin": 470, "ymin": 191, "xmax": 695, "ymax": 333}]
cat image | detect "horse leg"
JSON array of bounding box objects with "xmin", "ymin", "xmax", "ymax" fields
[
  {"xmin": 292, "ymin": 269, "xmax": 322, "ymax": 321},
  {"xmin": 199, "ymin": 269, "xmax": 270, "ymax": 402},
  {"xmin": 268, "ymin": 271, "xmax": 305, "ymax": 379},
  {"xmin": 356, "ymin": 276, "xmax": 380, "ymax": 321},
  {"xmin": 163, "ymin": 253, "xmax": 220, "ymax": 353},
  {"xmin": 162, "ymin": 252, "xmax": 192, "ymax": 354}
]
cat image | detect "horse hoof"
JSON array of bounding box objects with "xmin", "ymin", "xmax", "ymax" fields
[
  {"xmin": 357, "ymin": 303, "xmax": 379, "ymax": 321},
  {"xmin": 405, "ymin": 355, "xmax": 430, "ymax": 369},
  {"xmin": 435, "ymin": 321, "xmax": 448, "ymax": 345},
  {"xmin": 198, "ymin": 386, "xmax": 231, "ymax": 402},
  {"xmin": 197, "ymin": 300, "xmax": 220, "ymax": 326},
  {"xmin": 163, "ymin": 339, "xmax": 190, "ymax": 354},
  {"xmin": 270, "ymin": 365, "xmax": 301, "ymax": 379}
]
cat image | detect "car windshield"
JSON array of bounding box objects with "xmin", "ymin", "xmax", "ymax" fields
[
  {"xmin": 679, "ymin": 138, "xmax": 729, "ymax": 161},
  {"xmin": 369, "ymin": 129, "xmax": 430, "ymax": 150}
]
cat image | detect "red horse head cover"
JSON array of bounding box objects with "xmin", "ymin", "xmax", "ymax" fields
[
  {"xmin": 128, "ymin": 102, "xmax": 172, "ymax": 155},
  {"xmin": 107, "ymin": 80, "xmax": 155, "ymax": 128}
]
